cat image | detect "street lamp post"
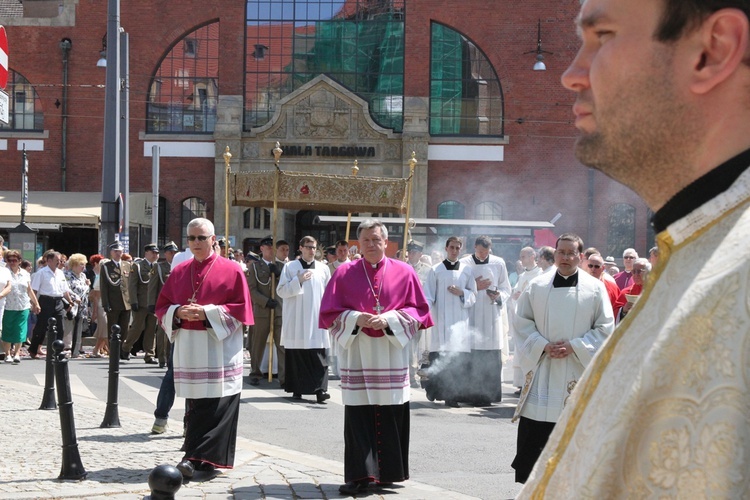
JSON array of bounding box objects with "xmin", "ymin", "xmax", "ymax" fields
[{"xmin": 99, "ymin": 0, "xmax": 121, "ymax": 253}]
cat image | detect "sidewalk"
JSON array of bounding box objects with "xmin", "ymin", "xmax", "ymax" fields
[{"xmin": 0, "ymin": 378, "xmax": 478, "ymax": 499}]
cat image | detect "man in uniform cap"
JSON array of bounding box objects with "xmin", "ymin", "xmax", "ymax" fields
[
  {"xmin": 100, "ymin": 241, "xmax": 132, "ymax": 348},
  {"xmin": 406, "ymin": 240, "xmax": 431, "ymax": 388},
  {"xmin": 149, "ymin": 241, "xmax": 179, "ymax": 369},
  {"xmin": 122, "ymin": 243, "xmax": 160, "ymax": 363},
  {"xmin": 246, "ymin": 236, "xmax": 285, "ymax": 386},
  {"xmin": 324, "ymin": 246, "xmax": 337, "ymax": 264},
  {"xmin": 217, "ymin": 238, "xmax": 229, "ymax": 258}
]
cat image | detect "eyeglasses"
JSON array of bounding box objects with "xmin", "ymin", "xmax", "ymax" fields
[
  {"xmin": 555, "ymin": 250, "xmax": 579, "ymax": 259},
  {"xmin": 303, "ymin": 246, "xmax": 317, "ymax": 250},
  {"xmin": 587, "ymin": 264, "xmax": 601, "ymax": 269},
  {"xmin": 5, "ymin": 258, "xmax": 18, "ymax": 263},
  {"xmin": 623, "ymin": 256, "xmax": 636, "ymax": 259},
  {"xmin": 187, "ymin": 235, "xmax": 212, "ymax": 242}
]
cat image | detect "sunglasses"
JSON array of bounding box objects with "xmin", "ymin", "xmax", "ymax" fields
[
  {"xmin": 623, "ymin": 256, "xmax": 636, "ymax": 259},
  {"xmin": 5, "ymin": 258, "xmax": 18, "ymax": 263},
  {"xmin": 588, "ymin": 264, "xmax": 601, "ymax": 269},
  {"xmin": 187, "ymin": 235, "xmax": 211, "ymax": 242}
]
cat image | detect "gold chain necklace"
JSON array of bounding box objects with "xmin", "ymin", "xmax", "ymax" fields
[
  {"xmin": 362, "ymin": 258, "xmax": 387, "ymax": 314},
  {"xmin": 189, "ymin": 255, "xmax": 219, "ymax": 304}
]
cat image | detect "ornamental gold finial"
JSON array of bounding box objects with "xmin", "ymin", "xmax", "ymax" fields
[
  {"xmin": 352, "ymin": 159, "xmax": 359, "ymax": 176},
  {"xmin": 273, "ymin": 142, "xmax": 283, "ymax": 166},
  {"xmin": 408, "ymin": 151, "xmax": 417, "ymax": 172},
  {"xmin": 223, "ymin": 146, "xmax": 232, "ymax": 168}
]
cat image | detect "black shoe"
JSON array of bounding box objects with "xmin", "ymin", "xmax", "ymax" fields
[
  {"xmin": 176, "ymin": 460, "xmax": 194, "ymax": 479},
  {"xmin": 248, "ymin": 377, "xmax": 260, "ymax": 386},
  {"xmin": 339, "ymin": 479, "xmax": 370, "ymax": 495},
  {"xmin": 144, "ymin": 357, "xmax": 158, "ymax": 364},
  {"xmin": 292, "ymin": 392, "xmax": 302, "ymax": 400},
  {"xmin": 159, "ymin": 361, "xmax": 166, "ymax": 368},
  {"xmin": 513, "ymin": 389, "xmax": 521, "ymax": 397},
  {"xmin": 316, "ymin": 391, "xmax": 331, "ymax": 404},
  {"xmin": 119, "ymin": 352, "xmax": 130, "ymax": 361},
  {"xmin": 195, "ymin": 461, "xmax": 215, "ymax": 472},
  {"xmin": 445, "ymin": 399, "xmax": 459, "ymax": 408}
]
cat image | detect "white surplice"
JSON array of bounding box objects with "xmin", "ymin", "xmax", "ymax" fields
[
  {"xmin": 459, "ymin": 255, "xmax": 512, "ymax": 351},
  {"xmin": 423, "ymin": 261, "xmax": 477, "ymax": 353},
  {"xmin": 513, "ymin": 270, "xmax": 614, "ymax": 423},
  {"xmin": 276, "ymin": 259, "xmax": 331, "ymax": 349},
  {"xmin": 519, "ymin": 168, "xmax": 750, "ymax": 498}
]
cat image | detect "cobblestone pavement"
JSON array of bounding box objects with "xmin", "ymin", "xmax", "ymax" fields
[{"xmin": 0, "ymin": 378, "xmax": 478, "ymax": 499}]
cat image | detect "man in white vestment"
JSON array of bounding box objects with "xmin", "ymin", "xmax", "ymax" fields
[
  {"xmin": 406, "ymin": 240, "xmax": 431, "ymax": 388},
  {"xmin": 510, "ymin": 247, "xmax": 543, "ymax": 392},
  {"xmin": 459, "ymin": 235, "xmax": 512, "ymax": 405},
  {"xmin": 277, "ymin": 236, "xmax": 331, "ymax": 403},
  {"xmin": 423, "ymin": 236, "xmax": 477, "ymax": 407},
  {"xmin": 512, "ymin": 233, "xmax": 613, "ymax": 483},
  {"xmin": 518, "ymin": 0, "xmax": 750, "ymax": 497}
]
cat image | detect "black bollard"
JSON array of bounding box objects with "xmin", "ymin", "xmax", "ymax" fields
[
  {"xmin": 52, "ymin": 339, "xmax": 87, "ymax": 480},
  {"xmin": 39, "ymin": 317, "xmax": 58, "ymax": 410},
  {"xmin": 100, "ymin": 324, "xmax": 122, "ymax": 428},
  {"xmin": 147, "ymin": 464, "xmax": 182, "ymax": 500}
]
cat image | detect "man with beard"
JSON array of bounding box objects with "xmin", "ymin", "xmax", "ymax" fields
[{"xmin": 518, "ymin": 0, "xmax": 750, "ymax": 497}]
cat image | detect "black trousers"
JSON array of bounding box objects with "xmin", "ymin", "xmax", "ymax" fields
[
  {"xmin": 29, "ymin": 295, "xmax": 65, "ymax": 356},
  {"xmin": 511, "ymin": 416, "xmax": 556, "ymax": 483}
]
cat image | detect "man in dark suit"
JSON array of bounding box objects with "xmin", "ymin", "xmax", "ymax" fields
[
  {"xmin": 246, "ymin": 236, "xmax": 284, "ymax": 387},
  {"xmin": 100, "ymin": 241, "xmax": 132, "ymax": 349}
]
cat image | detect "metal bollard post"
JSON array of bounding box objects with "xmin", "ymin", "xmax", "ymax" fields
[
  {"xmin": 147, "ymin": 464, "xmax": 182, "ymax": 499},
  {"xmin": 100, "ymin": 324, "xmax": 122, "ymax": 428},
  {"xmin": 52, "ymin": 339, "xmax": 87, "ymax": 480},
  {"xmin": 39, "ymin": 317, "xmax": 58, "ymax": 410}
]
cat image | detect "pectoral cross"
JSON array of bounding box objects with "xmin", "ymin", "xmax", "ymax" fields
[
  {"xmin": 188, "ymin": 294, "xmax": 198, "ymax": 304},
  {"xmin": 374, "ymin": 300, "xmax": 383, "ymax": 314}
]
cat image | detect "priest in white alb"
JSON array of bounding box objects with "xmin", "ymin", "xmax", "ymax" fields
[
  {"xmin": 512, "ymin": 233, "xmax": 613, "ymax": 483},
  {"xmin": 155, "ymin": 218, "xmax": 254, "ymax": 480},
  {"xmin": 319, "ymin": 219, "xmax": 433, "ymax": 496},
  {"xmin": 422, "ymin": 236, "xmax": 477, "ymax": 407},
  {"xmin": 459, "ymin": 235, "xmax": 512, "ymax": 405},
  {"xmin": 277, "ymin": 235, "xmax": 331, "ymax": 404}
]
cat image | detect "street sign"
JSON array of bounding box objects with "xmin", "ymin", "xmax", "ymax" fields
[
  {"xmin": 0, "ymin": 90, "xmax": 8, "ymax": 124},
  {"xmin": 0, "ymin": 26, "xmax": 8, "ymax": 89}
]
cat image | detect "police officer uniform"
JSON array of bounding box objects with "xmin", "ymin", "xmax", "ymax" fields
[
  {"xmin": 122, "ymin": 243, "xmax": 159, "ymax": 363},
  {"xmin": 246, "ymin": 236, "xmax": 285, "ymax": 386},
  {"xmin": 148, "ymin": 241, "xmax": 178, "ymax": 367},
  {"xmin": 100, "ymin": 241, "xmax": 132, "ymax": 347}
]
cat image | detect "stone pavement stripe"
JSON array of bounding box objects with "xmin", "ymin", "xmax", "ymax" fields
[
  {"xmin": 33, "ymin": 372, "xmax": 99, "ymax": 401},
  {"xmin": 240, "ymin": 387, "xmax": 310, "ymax": 411},
  {"xmin": 0, "ymin": 378, "xmax": 479, "ymax": 499},
  {"xmin": 120, "ymin": 375, "xmax": 186, "ymax": 411}
]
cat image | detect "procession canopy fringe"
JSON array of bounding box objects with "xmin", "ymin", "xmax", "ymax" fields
[{"xmin": 232, "ymin": 170, "xmax": 408, "ymax": 213}]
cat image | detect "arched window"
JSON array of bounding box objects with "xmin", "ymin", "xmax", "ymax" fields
[
  {"xmin": 244, "ymin": 0, "xmax": 405, "ymax": 132},
  {"xmin": 147, "ymin": 22, "xmax": 219, "ymax": 133},
  {"xmin": 607, "ymin": 203, "xmax": 636, "ymax": 258},
  {"xmin": 475, "ymin": 201, "xmax": 502, "ymax": 220},
  {"xmin": 181, "ymin": 197, "xmax": 208, "ymax": 246},
  {"xmin": 0, "ymin": 70, "xmax": 43, "ymax": 131},
  {"xmin": 437, "ymin": 200, "xmax": 465, "ymax": 236},
  {"xmin": 243, "ymin": 209, "xmax": 252, "ymax": 229},
  {"xmin": 430, "ymin": 23, "xmax": 503, "ymax": 136}
]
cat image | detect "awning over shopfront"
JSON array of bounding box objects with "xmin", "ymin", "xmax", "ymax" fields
[{"xmin": 0, "ymin": 191, "xmax": 101, "ymax": 228}]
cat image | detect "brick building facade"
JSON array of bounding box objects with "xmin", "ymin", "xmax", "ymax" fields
[{"xmin": 0, "ymin": 0, "xmax": 651, "ymax": 264}]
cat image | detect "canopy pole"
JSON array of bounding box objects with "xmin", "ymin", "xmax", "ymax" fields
[
  {"xmin": 401, "ymin": 152, "xmax": 418, "ymax": 261},
  {"xmin": 268, "ymin": 142, "xmax": 283, "ymax": 383},
  {"xmin": 344, "ymin": 160, "xmax": 360, "ymax": 241},
  {"xmin": 223, "ymin": 146, "xmax": 232, "ymax": 248}
]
